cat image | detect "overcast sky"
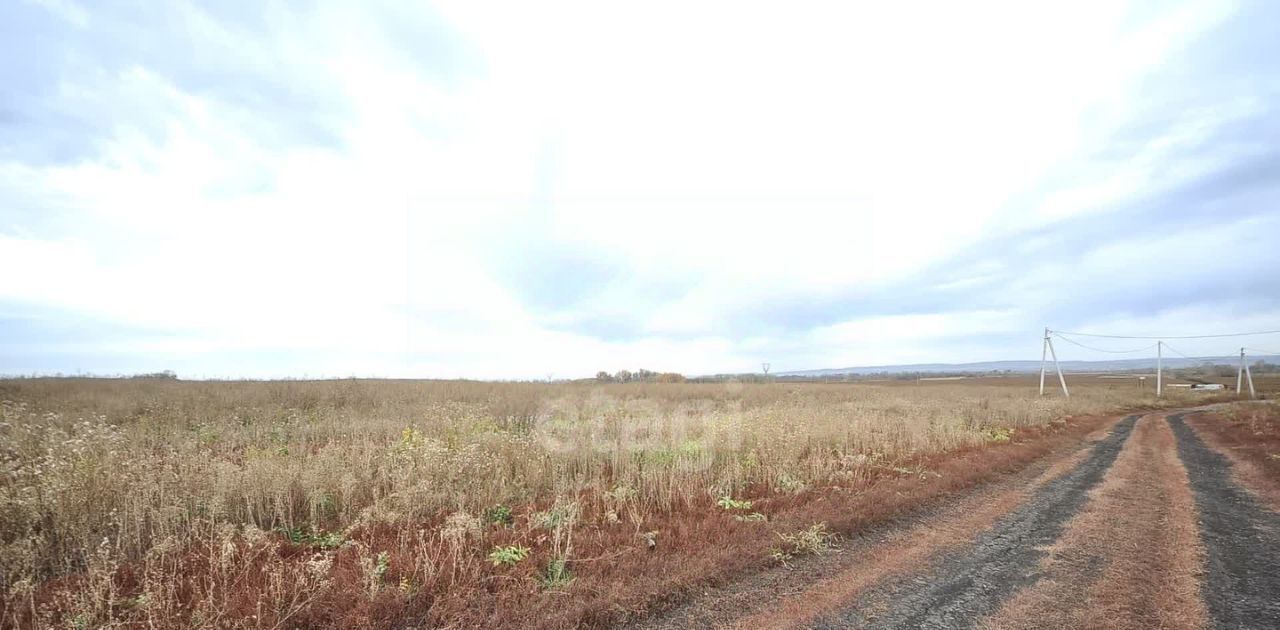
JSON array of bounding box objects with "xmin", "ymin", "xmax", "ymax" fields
[{"xmin": 3, "ymin": 0, "xmax": 1279, "ymax": 379}]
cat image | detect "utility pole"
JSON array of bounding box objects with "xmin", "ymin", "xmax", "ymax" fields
[
  {"xmin": 1039, "ymin": 328, "xmax": 1049, "ymax": 396},
  {"xmin": 1238, "ymin": 347, "xmax": 1246, "ymax": 395},
  {"xmin": 1156, "ymin": 340, "xmax": 1162, "ymax": 398},
  {"xmin": 1245, "ymin": 355, "xmax": 1257, "ymax": 399},
  {"xmin": 1039, "ymin": 327, "xmax": 1070, "ymax": 396},
  {"xmin": 761, "ymin": 362, "xmax": 771, "ymax": 377},
  {"xmin": 1049, "ymin": 332, "xmax": 1070, "ymax": 396}
]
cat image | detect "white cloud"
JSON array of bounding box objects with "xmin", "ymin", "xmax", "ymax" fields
[{"xmin": 2, "ymin": 0, "xmax": 1278, "ymax": 377}]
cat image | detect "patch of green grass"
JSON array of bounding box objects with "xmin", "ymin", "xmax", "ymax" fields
[
  {"xmin": 278, "ymin": 526, "xmax": 345, "ymax": 549},
  {"xmin": 677, "ymin": 440, "xmax": 704, "ymax": 457}
]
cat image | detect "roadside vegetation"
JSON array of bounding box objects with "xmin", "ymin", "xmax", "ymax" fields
[
  {"xmin": 0, "ymin": 378, "xmax": 1206, "ymax": 627},
  {"xmin": 1214, "ymin": 402, "xmax": 1280, "ymax": 476}
]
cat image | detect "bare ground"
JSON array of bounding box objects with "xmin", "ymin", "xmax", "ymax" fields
[
  {"xmin": 811, "ymin": 415, "xmax": 1141, "ymax": 629},
  {"xmin": 980, "ymin": 414, "xmax": 1207, "ymax": 630}
]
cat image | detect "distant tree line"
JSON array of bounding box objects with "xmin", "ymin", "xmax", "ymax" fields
[
  {"xmin": 2, "ymin": 370, "xmax": 180, "ymax": 380},
  {"xmin": 693, "ymin": 369, "xmax": 1017, "ymax": 383},
  {"xmin": 1171, "ymin": 361, "xmax": 1277, "ymax": 380},
  {"xmin": 131, "ymin": 370, "xmax": 179, "ymax": 380},
  {"xmin": 594, "ymin": 369, "xmax": 686, "ymax": 383},
  {"xmin": 1251, "ymin": 360, "xmax": 1279, "ymax": 374}
]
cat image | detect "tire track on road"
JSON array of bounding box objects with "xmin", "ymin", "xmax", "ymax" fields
[
  {"xmin": 1168, "ymin": 412, "xmax": 1280, "ymax": 629},
  {"xmin": 980, "ymin": 414, "xmax": 1207, "ymax": 630},
  {"xmin": 814, "ymin": 414, "xmax": 1140, "ymax": 629}
]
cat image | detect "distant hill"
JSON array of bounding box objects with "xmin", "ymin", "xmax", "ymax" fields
[{"xmin": 777, "ymin": 355, "xmax": 1280, "ymax": 377}]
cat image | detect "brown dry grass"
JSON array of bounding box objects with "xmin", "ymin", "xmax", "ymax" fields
[
  {"xmin": 982, "ymin": 414, "xmax": 1208, "ymax": 630},
  {"xmin": 0, "ymin": 378, "xmax": 1196, "ymax": 628},
  {"xmin": 1185, "ymin": 403, "xmax": 1280, "ymax": 512}
]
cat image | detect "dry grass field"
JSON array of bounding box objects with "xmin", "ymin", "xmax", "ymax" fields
[{"xmin": 0, "ymin": 377, "xmax": 1238, "ymax": 628}]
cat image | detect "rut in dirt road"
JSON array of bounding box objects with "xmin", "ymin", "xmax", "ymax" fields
[
  {"xmin": 1169, "ymin": 412, "xmax": 1280, "ymax": 629},
  {"xmin": 980, "ymin": 413, "xmax": 1208, "ymax": 630},
  {"xmin": 812, "ymin": 414, "xmax": 1140, "ymax": 630}
]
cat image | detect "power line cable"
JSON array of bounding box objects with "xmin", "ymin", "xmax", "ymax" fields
[
  {"xmin": 1051, "ymin": 329, "xmax": 1280, "ymax": 340},
  {"xmin": 1051, "ymin": 334, "xmax": 1160, "ymax": 354},
  {"xmin": 1160, "ymin": 342, "xmax": 1204, "ymax": 361},
  {"xmin": 1245, "ymin": 347, "xmax": 1280, "ymax": 357}
]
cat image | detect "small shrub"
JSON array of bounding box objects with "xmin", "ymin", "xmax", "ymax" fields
[
  {"xmin": 769, "ymin": 548, "xmax": 794, "ymax": 565},
  {"xmin": 776, "ymin": 473, "xmax": 806, "ymax": 494},
  {"xmin": 785, "ymin": 522, "xmax": 839, "ymax": 555},
  {"xmin": 484, "ymin": 505, "xmax": 514, "ymax": 527},
  {"xmin": 312, "ymin": 531, "xmax": 345, "ymax": 549},
  {"xmin": 361, "ymin": 551, "xmax": 390, "ymax": 594},
  {"xmin": 772, "ymin": 522, "xmax": 839, "ymax": 566},
  {"xmin": 443, "ymin": 510, "xmax": 482, "ymax": 544},
  {"xmin": 539, "ymin": 557, "xmax": 573, "ymax": 589},
  {"xmin": 985, "ymin": 427, "xmax": 1014, "ymax": 443},
  {"xmin": 398, "ymin": 426, "xmax": 427, "ymax": 450},
  {"xmin": 533, "ymin": 502, "xmax": 580, "ymax": 531},
  {"xmin": 280, "ymin": 526, "xmax": 307, "ymax": 544},
  {"xmin": 645, "ymin": 448, "xmax": 677, "ymax": 466},
  {"xmin": 604, "ymin": 484, "xmax": 637, "ymax": 502},
  {"xmin": 533, "ymin": 499, "xmax": 578, "ymax": 588},
  {"xmin": 488, "ymin": 545, "xmax": 531, "ymax": 567},
  {"xmin": 717, "ymin": 496, "xmax": 753, "ymax": 511}
]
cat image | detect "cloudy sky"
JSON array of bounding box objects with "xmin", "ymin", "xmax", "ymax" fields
[{"xmin": 3, "ymin": 0, "xmax": 1279, "ymax": 379}]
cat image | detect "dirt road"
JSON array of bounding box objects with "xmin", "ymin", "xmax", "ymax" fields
[{"xmin": 634, "ymin": 409, "xmax": 1280, "ymax": 630}]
